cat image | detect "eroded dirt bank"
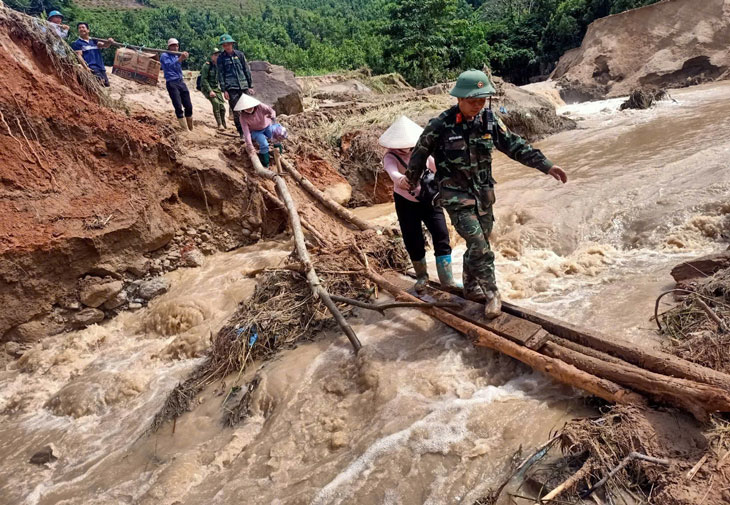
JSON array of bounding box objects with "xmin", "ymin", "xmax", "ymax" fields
[
  {"xmin": 0, "ymin": 7, "xmax": 285, "ymax": 345},
  {"xmin": 552, "ymin": 0, "xmax": 730, "ymax": 101}
]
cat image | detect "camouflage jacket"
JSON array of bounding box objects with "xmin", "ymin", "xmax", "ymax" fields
[
  {"xmin": 200, "ymin": 60, "xmax": 221, "ymax": 94},
  {"xmin": 406, "ymin": 105, "xmax": 554, "ymax": 213},
  {"xmin": 216, "ymin": 49, "xmax": 253, "ymax": 92}
]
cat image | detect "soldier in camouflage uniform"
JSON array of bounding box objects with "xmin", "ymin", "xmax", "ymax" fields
[
  {"xmin": 406, "ymin": 69, "xmax": 567, "ymax": 318},
  {"xmin": 200, "ymin": 47, "xmax": 227, "ymax": 131}
]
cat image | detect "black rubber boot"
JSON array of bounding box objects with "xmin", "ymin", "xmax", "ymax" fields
[{"xmin": 257, "ymin": 152, "xmax": 270, "ymax": 167}]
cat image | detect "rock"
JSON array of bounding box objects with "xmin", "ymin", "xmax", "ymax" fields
[
  {"xmin": 162, "ymin": 259, "xmax": 171, "ymax": 269},
  {"xmin": 102, "ymin": 291, "xmax": 128, "ymax": 310},
  {"xmin": 186, "ymin": 229, "xmax": 197, "ymax": 236},
  {"xmin": 181, "ymin": 248, "xmax": 205, "ymax": 268},
  {"xmin": 137, "ymin": 278, "xmax": 170, "ymax": 300},
  {"xmin": 4, "ymin": 318, "xmax": 65, "ymax": 343},
  {"xmin": 671, "ymin": 252, "xmax": 730, "ymax": 283},
  {"xmin": 29, "ymin": 444, "xmax": 59, "ymax": 465},
  {"xmin": 64, "ymin": 301, "xmax": 80, "ymax": 311},
  {"xmin": 79, "ymin": 280, "xmax": 124, "ymax": 308},
  {"xmin": 5, "ymin": 341, "xmax": 21, "ymax": 357},
  {"xmin": 74, "ymin": 308, "xmax": 105, "ymax": 327},
  {"xmin": 330, "ymin": 431, "xmax": 348, "ymax": 450},
  {"xmin": 249, "ymin": 61, "xmax": 304, "ymax": 115},
  {"xmin": 125, "ymin": 259, "xmax": 150, "ymax": 277},
  {"xmin": 128, "ymin": 302, "xmax": 143, "ymax": 310},
  {"xmin": 323, "ymin": 182, "xmax": 352, "ymax": 206}
]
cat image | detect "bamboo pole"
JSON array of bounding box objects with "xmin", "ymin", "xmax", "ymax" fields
[
  {"xmin": 279, "ymin": 157, "xmax": 374, "ymax": 231},
  {"xmin": 366, "ymin": 270, "xmax": 646, "ymax": 406},
  {"xmin": 246, "ymin": 145, "xmax": 362, "ymax": 353}
]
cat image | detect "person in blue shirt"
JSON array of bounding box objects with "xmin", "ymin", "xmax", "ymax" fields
[
  {"xmin": 160, "ymin": 38, "xmax": 193, "ymax": 131},
  {"xmin": 71, "ymin": 23, "xmax": 113, "ymax": 87}
]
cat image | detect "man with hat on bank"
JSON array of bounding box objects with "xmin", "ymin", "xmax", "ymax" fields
[
  {"xmin": 406, "ymin": 69, "xmax": 568, "ymax": 319},
  {"xmin": 216, "ymin": 34, "xmax": 254, "ymax": 136},
  {"xmin": 200, "ymin": 47, "xmax": 227, "ymax": 131},
  {"xmin": 160, "ymin": 38, "xmax": 193, "ymax": 131},
  {"xmin": 46, "ymin": 10, "xmax": 69, "ymax": 39}
]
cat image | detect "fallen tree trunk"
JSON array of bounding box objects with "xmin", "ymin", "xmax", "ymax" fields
[
  {"xmin": 280, "ymin": 157, "xmax": 374, "ymax": 232},
  {"xmin": 367, "ymin": 270, "xmax": 645, "ymax": 406},
  {"xmin": 246, "ymin": 146, "xmax": 362, "ymax": 353},
  {"xmin": 502, "ymin": 300, "xmax": 730, "ymax": 392},
  {"xmin": 256, "ymin": 181, "xmax": 328, "ymax": 246},
  {"xmin": 541, "ymin": 341, "xmax": 730, "ymax": 420}
]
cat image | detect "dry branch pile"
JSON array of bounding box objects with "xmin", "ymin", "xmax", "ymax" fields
[{"xmin": 659, "ymin": 267, "xmax": 730, "ymax": 373}]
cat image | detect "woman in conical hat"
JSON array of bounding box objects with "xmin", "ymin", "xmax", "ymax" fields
[
  {"xmin": 234, "ymin": 94, "xmax": 279, "ymax": 167},
  {"xmin": 380, "ymin": 116, "xmax": 459, "ymax": 293}
]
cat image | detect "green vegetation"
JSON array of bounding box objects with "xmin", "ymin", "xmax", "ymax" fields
[{"xmin": 6, "ymin": 0, "xmax": 660, "ymax": 86}]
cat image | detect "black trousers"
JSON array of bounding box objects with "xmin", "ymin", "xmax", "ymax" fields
[
  {"xmin": 92, "ymin": 68, "xmax": 109, "ymax": 87},
  {"xmin": 394, "ymin": 193, "xmax": 451, "ymax": 261},
  {"xmin": 166, "ymin": 79, "xmax": 193, "ymax": 119},
  {"xmin": 226, "ymin": 88, "xmax": 247, "ymax": 135}
]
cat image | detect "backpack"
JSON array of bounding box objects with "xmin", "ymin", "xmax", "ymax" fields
[{"xmin": 388, "ymin": 153, "xmax": 440, "ymax": 207}]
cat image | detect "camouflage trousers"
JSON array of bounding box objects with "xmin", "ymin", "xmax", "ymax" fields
[
  {"xmin": 207, "ymin": 91, "xmax": 227, "ymax": 127},
  {"xmin": 444, "ymin": 204, "xmax": 496, "ymax": 292}
]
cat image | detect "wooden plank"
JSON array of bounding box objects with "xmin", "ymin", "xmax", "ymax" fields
[
  {"xmin": 418, "ymin": 284, "xmax": 544, "ymax": 348},
  {"xmin": 422, "ymin": 278, "xmax": 730, "ymax": 392}
]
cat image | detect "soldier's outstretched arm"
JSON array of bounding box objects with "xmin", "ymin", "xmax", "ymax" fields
[
  {"xmin": 493, "ymin": 115, "xmax": 554, "ymax": 174},
  {"xmin": 406, "ymin": 119, "xmax": 441, "ymax": 187}
]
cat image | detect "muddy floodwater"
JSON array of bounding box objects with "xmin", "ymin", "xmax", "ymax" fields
[{"xmin": 2, "ymin": 81, "xmax": 729, "ymax": 505}]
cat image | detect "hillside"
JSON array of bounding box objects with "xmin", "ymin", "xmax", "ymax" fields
[
  {"xmin": 6, "ymin": 0, "xmax": 663, "ymax": 86},
  {"xmin": 552, "ymin": 0, "xmax": 730, "ymax": 99}
]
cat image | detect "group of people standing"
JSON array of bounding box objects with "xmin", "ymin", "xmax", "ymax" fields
[
  {"xmin": 45, "ymin": 10, "xmax": 565, "ymax": 319},
  {"xmin": 160, "ymin": 33, "xmax": 283, "ymax": 168}
]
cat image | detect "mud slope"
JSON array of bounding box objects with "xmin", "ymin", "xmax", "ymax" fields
[
  {"xmin": 552, "ymin": 0, "xmax": 730, "ymax": 100},
  {"xmin": 0, "ymin": 7, "xmax": 273, "ymax": 342}
]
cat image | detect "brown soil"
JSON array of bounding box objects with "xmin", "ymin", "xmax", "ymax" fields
[
  {"xmin": 294, "ymin": 150, "xmax": 350, "ymax": 190},
  {"xmin": 0, "ymin": 7, "xmax": 275, "ymax": 342}
]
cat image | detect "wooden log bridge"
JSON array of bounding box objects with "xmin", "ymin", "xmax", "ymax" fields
[
  {"xmin": 249, "ymin": 149, "xmax": 730, "ymax": 420},
  {"xmin": 367, "ymin": 271, "xmax": 730, "ymax": 421}
]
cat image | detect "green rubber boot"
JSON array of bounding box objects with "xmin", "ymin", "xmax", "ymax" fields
[
  {"xmin": 435, "ymin": 255, "xmax": 462, "ymax": 289},
  {"xmin": 257, "ymin": 152, "xmax": 270, "ymax": 168},
  {"xmin": 413, "ymin": 258, "xmax": 429, "ymax": 294}
]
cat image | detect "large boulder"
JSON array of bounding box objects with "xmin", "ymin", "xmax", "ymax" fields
[
  {"xmin": 249, "ymin": 61, "xmax": 304, "ymax": 115},
  {"xmin": 551, "ymin": 0, "xmax": 730, "ymax": 100}
]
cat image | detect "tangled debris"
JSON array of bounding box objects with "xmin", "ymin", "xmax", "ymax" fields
[
  {"xmin": 150, "ymin": 230, "xmax": 409, "ymax": 432},
  {"xmin": 619, "ymin": 87, "xmax": 671, "ymax": 110},
  {"xmin": 658, "ymin": 267, "xmax": 730, "ymax": 373}
]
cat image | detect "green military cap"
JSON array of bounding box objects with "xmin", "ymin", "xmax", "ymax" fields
[
  {"xmin": 211, "ymin": 46, "xmax": 220, "ymax": 54},
  {"xmin": 450, "ymin": 69, "xmax": 496, "ymax": 98},
  {"xmin": 219, "ymin": 33, "xmax": 235, "ymax": 44}
]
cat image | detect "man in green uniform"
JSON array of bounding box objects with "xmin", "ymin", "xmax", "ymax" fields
[
  {"xmin": 216, "ymin": 33, "xmax": 254, "ymax": 136},
  {"xmin": 200, "ymin": 47, "xmax": 227, "ymax": 131},
  {"xmin": 406, "ymin": 69, "xmax": 568, "ymax": 319}
]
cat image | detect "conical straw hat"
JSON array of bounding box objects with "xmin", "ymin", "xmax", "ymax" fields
[
  {"xmin": 233, "ymin": 93, "xmax": 262, "ymax": 111},
  {"xmin": 378, "ymin": 116, "xmax": 424, "ymax": 149}
]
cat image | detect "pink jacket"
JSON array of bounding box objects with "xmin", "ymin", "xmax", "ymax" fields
[
  {"xmin": 238, "ymin": 104, "xmax": 276, "ymax": 147},
  {"xmin": 383, "ymin": 149, "xmax": 436, "ymax": 202}
]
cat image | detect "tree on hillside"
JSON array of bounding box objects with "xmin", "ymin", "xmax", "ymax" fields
[{"xmin": 382, "ymin": 0, "xmax": 460, "ymax": 87}]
